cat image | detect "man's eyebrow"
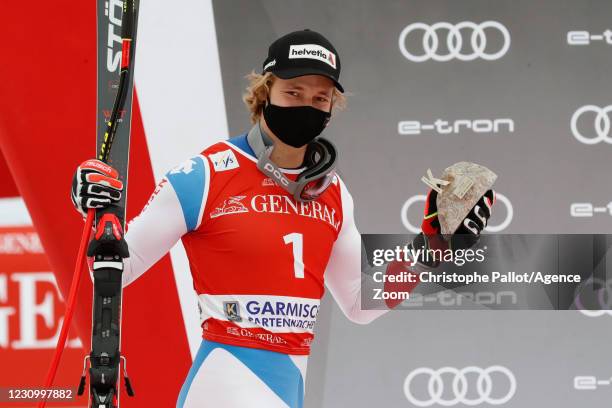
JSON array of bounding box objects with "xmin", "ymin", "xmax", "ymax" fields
[{"xmin": 283, "ymin": 84, "xmax": 332, "ymax": 95}]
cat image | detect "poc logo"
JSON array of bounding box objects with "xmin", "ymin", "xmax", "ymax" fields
[
  {"xmin": 263, "ymin": 163, "xmax": 290, "ymax": 187},
  {"xmin": 399, "ymin": 21, "xmax": 510, "ymax": 62},
  {"xmin": 567, "ymin": 30, "xmax": 612, "ymax": 45},
  {"xmin": 571, "ymin": 105, "xmax": 612, "ymax": 145}
]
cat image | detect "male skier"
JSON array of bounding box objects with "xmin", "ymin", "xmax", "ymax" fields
[{"xmin": 71, "ymin": 29, "xmax": 494, "ymax": 407}]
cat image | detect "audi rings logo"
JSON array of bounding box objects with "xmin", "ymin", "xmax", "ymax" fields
[
  {"xmin": 399, "ymin": 21, "xmax": 511, "ymax": 62},
  {"xmin": 401, "ymin": 193, "xmax": 513, "ymax": 233},
  {"xmin": 571, "ymin": 105, "xmax": 612, "ymax": 145},
  {"xmin": 573, "ymin": 277, "xmax": 612, "ymax": 317},
  {"xmin": 404, "ymin": 366, "xmax": 517, "ymax": 406}
]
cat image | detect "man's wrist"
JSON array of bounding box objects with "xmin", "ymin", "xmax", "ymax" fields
[{"xmin": 408, "ymin": 232, "xmax": 450, "ymax": 268}]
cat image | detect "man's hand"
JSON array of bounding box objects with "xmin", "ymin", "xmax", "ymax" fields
[
  {"xmin": 414, "ymin": 188, "xmax": 496, "ymax": 265},
  {"xmin": 71, "ymin": 159, "xmax": 124, "ymax": 218}
]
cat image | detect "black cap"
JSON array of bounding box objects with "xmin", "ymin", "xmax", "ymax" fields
[{"xmin": 262, "ymin": 29, "xmax": 344, "ymax": 92}]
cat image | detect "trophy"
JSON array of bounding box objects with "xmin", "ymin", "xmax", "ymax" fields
[{"xmin": 422, "ymin": 162, "xmax": 497, "ymax": 239}]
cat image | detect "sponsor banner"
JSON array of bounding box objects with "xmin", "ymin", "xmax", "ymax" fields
[
  {"xmin": 571, "ymin": 105, "xmax": 612, "ymax": 145},
  {"xmin": 209, "ymin": 192, "xmax": 342, "ymax": 230},
  {"xmin": 204, "ymin": 318, "xmax": 314, "ymax": 350},
  {"xmin": 398, "ymin": 21, "xmax": 511, "ymax": 62},
  {"xmin": 209, "ymin": 149, "xmax": 239, "ymax": 172},
  {"xmin": 403, "ymin": 365, "xmax": 517, "ymax": 406},
  {"xmin": 198, "ymin": 294, "xmax": 320, "ymax": 333},
  {"xmin": 398, "ymin": 118, "xmax": 515, "ymax": 135},
  {"xmin": 0, "ymin": 225, "xmax": 85, "ymax": 405},
  {"xmin": 570, "ymin": 202, "xmax": 612, "ymax": 218},
  {"xmin": 567, "ymin": 29, "xmax": 612, "ymax": 45},
  {"xmin": 289, "ymin": 44, "xmax": 337, "ymax": 68}
]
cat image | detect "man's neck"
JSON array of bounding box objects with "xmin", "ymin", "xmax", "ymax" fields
[{"xmin": 259, "ymin": 118, "xmax": 307, "ymax": 169}]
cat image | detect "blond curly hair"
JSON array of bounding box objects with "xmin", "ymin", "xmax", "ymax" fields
[{"xmin": 242, "ymin": 71, "xmax": 347, "ymax": 124}]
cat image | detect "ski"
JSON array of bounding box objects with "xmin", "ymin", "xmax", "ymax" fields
[
  {"xmin": 38, "ymin": 2, "xmax": 139, "ymax": 407},
  {"xmin": 77, "ymin": 1, "xmax": 141, "ymax": 407}
]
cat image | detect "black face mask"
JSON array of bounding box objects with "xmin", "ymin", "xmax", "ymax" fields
[{"xmin": 263, "ymin": 101, "xmax": 331, "ymax": 148}]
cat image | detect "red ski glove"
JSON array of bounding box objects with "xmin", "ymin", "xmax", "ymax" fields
[
  {"xmin": 71, "ymin": 159, "xmax": 124, "ymax": 218},
  {"xmin": 419, "ymin": 188, "xmax": 496, "ymax": 262}
]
